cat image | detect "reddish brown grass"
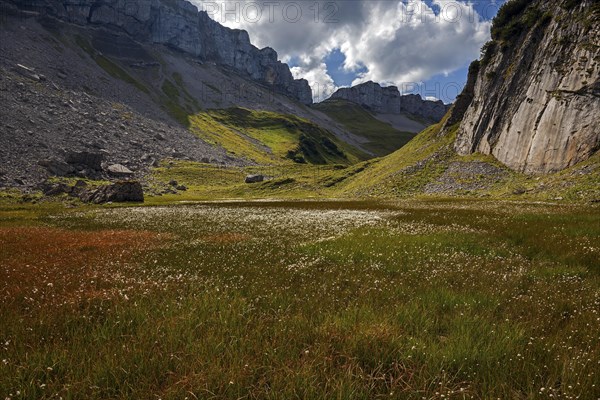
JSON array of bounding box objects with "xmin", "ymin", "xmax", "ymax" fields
[{"xmin": 0, "ymin": 227, "xmax": 170, "ymax": 305}]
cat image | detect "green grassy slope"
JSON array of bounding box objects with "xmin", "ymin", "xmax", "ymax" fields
[
  {"xmin": 335, "ymin": 116, "xmax": 600, "ymax": 201},
  {"xmin": 337, "ymin": 117, "xmax": 458, "ymax": 196},
  {"xmin": 189, "ymin": 108, "xmax": 365, "ymax": 165},
  {"xmin": 314, "ymin": 99, "xmax": 418, "ymax": 157}
]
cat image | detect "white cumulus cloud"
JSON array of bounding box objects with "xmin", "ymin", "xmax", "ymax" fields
[{"xmin": 190, "ymin": 0, "xmax": 492, "ymax": 102}]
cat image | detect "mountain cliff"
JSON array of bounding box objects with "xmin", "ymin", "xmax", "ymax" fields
[
  {"xmin": 445, "ymin": 0, "xmax": 599, "ymax": 174},
  {"xmin": 329, "ymin": 81, "xmax": 451, "ymax": 123},
  {"xmin": 5, "ymin": 0, "xmax": 312, "ymax": 104}
]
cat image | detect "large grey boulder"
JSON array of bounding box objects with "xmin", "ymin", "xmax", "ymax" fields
[
  {"xmin": 65, "ymin": 151, "xmax": 103, "ymax": 171},
  {"xmin": 79, "ymin": 181, "xmax": 144, "ymax": 203},
  {"xmin": 107, "ymin": 164, "xmax": 134, "ymax": 176},
  {"xmin": 38, "ymin": 159, "xmax": 75, "ymax": 176}
]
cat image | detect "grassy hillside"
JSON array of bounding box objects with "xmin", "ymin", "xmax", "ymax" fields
[
  {"xmin": 189, "ymin": 108, "xmax": 365, "ymax": 165},
  {"xmin": 314, "ymin": 99, "xmax": 417, "ymax": 157},
  {"xmin": 338, "ymin": 116, "xmax": 458, "ymax": 196},
  {"xmin": 335, "ymin": 116, "xmax": 600, "ymax": 201}
]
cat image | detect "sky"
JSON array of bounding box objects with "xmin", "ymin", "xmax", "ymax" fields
[{"xmin": 190, "ymin": 0, "xmax": 507, "ymax": 103}]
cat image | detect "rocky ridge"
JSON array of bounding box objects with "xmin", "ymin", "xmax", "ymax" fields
[
  {"xmin": 3, "ymin": 0, "xmax": 312, "ymax": 104},
  {"xmin": 330, "ymin": 81, "xmax": 451, "ymax": 122},
  {"xmin": 446, "ymin": 0, "xmax": 600, "ymax": 174}
]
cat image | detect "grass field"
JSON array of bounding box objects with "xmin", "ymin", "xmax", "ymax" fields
[{"xmin": 1, "ymin": 199, "xmax": 599, "ymax": 399}]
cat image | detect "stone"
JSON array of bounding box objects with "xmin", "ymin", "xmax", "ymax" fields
[
  {"xmin": 169, "ymin": 180, "xmax": 178, "ymax": 187},
  {"xmin": 41, "ymin": 182, "xmax": 70, "ymax": 196},
  {"xmin": 107, "ymin": 164, "xmax": 134, "ymax": 176},
  {"xmin": 79, "ymin": 181, "xmax": 144, "ymax": 203},
  {"xmin": 245, "ymin": 174, "xmax": 264, "ymax": 184},
  {"xmin": 14, "ymin": 64, "xmax": 40, "ymax": 81},
  {"xmin": 38, "ymin": 159, "xmax": 75, "ymax": 176},
  {"xmin": 65, "ymin": 151, "xmax": 103, "ymax": 171},
  {"xmin": 176, "ymin": 184, "xmax": 187, "ymax": 191}
]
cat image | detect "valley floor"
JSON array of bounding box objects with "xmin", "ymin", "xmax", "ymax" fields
[{"xmin": 1, "ymin": 199, "xmax": 599, "ymax": 399}]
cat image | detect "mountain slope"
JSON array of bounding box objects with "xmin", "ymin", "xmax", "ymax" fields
[
  {"xmin": 334, "ymin": 0, "xmax": 600, "ymax": 200},
  {"xmin": 4, "ymin": 0, "xmax": 312, "ymax": 104},
  {"xmin": 314, "ymin": 99, "xmax": 418, "ymax": 157},
  {"xmin": 0, "ymin": 2, "xmax": 372, "ymax": 188},
  {"xmin": 188, "ymin": 108, "xmax": 362, "ymax": 165}
]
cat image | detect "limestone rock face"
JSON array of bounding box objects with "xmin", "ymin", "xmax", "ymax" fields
[
  {"xmin": 11, "ymin": 0, "xmax": 312, "ymax": 104},
  {"xmin": 330, "ymin": 81, "xmax": 450, "ymax": 122},
  {"xmin": 451, "ymin": 0, "xmax": 599, "ymax": 174}
]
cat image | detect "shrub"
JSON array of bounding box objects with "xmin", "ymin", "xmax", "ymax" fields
[
  {"xmin": 491, "ymin": 0, "xmax": 532, "ymax": 40},
  {"xmin": 480, "ymin": 41, "xmax": 496, "ymax": 66}
]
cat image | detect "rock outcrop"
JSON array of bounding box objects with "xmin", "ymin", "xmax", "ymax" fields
[
  {"xmin": 449, "ymin": 0, "xmax": 600, "ymax": 174},
  {"xmin": 80, "ymin": 181, "xmax": 144, "ymax": 203},
  {"xmin": 330, "ymin": 81, "xmax": 450, "ymax": 122},
  {"xmin": 7, "ymin": 0, "xmax": 312, "ymax": 104}
]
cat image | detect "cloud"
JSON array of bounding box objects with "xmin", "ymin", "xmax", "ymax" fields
[
  {"xmin": 290, "ymin": 63, "xmax": 338, "ymax": 103},
  {"xmin": 191, "ymin": 1, "xmax": 491, "ymax": 101}
]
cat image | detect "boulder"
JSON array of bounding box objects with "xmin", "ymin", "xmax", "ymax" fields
[
  {"xmin": 79, "ymin": 181, "xmax": 144, "ymax": 203},
  {"xmin": 65, "ymin": 151, "xmax": 103, "ymax": 171},
  {"xmin": 245, "ymin": 174, "xmax": 264, "ymax": 184},
  {"xmin": 107, "ymin": 164, "xmax": 134, "ymax": 176},
  {"xmin": 40, "ymin": 182, "xmax": 70, "ymax": 196},
  {"xmin": 39, "ymin": 159, "xmax": 75, "ymax": 176},
  {"xmin": 14, "ymin": 64, "xmax": 40, "ymax": 81}
]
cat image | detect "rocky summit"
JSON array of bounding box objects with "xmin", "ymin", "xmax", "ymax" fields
[
  {"xmin": 3, "ymin": 0, "xmax": 312, "ymax": 104},
  {"xmin": 330, "ymin": 81, "xmax": 451, "ymax": 123}
]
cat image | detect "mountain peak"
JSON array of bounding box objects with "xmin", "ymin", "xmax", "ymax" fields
[{"xmin": 329, "ymin": 82, "xmax": 449, "ymax": 122}]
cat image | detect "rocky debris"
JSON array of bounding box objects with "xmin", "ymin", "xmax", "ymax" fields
[
  {"xmin": 40, "ymin": 179, "xmax": 88, "ymax": 197},
  {"xmin": 79, "ymin": 181, "xmax": 144, "ymax": 203},
  {"xmin": 38, "ymin": 151, "xmax": 103, "ymax": 179},
  {"xmin": 330, "ymin": 81, "xmax": 450, "ymax": 122},
  {"xmin": 6, "ymin": 0, "xmax": 312, "ymax": 104},
  {"xmin": 40, "ymin": 181, "xmax": 71, "ymax": 196},
  {"xmin": 107, "ymin": 164, "xmax": 134, "ymax": 177},
  {"xmin": 424, "ymin": 162, "xmax": 507, "ymax": 194},
  {"xmin": 245, "ymin": 174, "xmax": 264, "ymax": 184},
  {"xmin": 452, "ymin": 0, "xmax": 599, "ymax": 174},
  {"xmin": 129, "ymin": 62, "xmax": 160, "ymax": 68},
  {"xmin": 0, "ymin": 66, "xmax": 247, "ymax": 188},
  {"xmin": 14, "ymin": 63, "xmax": 41, "ymax": 81}
]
